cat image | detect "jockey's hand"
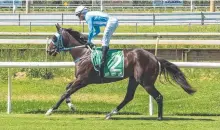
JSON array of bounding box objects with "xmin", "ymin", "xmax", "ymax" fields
[{"xmin": 86, "ymin": 42, "xmax": 95, "ymax": 49}]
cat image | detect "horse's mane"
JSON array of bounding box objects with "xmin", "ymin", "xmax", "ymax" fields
[{"xmin": 64, "ymin": 28, "xmax": 88, "ymax": 44}]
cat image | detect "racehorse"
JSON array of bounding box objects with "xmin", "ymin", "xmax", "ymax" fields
[{"xmin": 46, "ymin": 23, "xmax": 196, "ymax": 120}]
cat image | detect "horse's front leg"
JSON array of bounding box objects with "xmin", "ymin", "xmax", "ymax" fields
[
  {"xmin": 45, "ymin": 79, "xmax": 87, "ymax": 116},
  {"xmin": 65, "ymin": 82, "xmax": 76, "ymax": 111}
]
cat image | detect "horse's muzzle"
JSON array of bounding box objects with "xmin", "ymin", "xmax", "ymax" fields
[{"xmin": 47, "ymin": 49, "xmax": 58, "ymax": 56}]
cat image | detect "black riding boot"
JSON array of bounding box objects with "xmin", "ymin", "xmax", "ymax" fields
[{"xmin": 100, "ymin": 46, "xmax": 109, "ymax": 82}]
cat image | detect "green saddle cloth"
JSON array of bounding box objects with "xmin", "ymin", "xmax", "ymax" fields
[{"xmin": 91, "ymin": 47, "xmax": 124, "ymax": 78}]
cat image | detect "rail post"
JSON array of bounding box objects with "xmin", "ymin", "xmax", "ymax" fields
[
  {"xmin": 188, "ymin": 22, "xmax": 191, "ymax": 32},
  {"xmin": 149, "ymin": 36, "xmax": 160, "ymax": 116},
  {"xmin": 29, "ymin": 22, "xmax": 32, "ymax": 32},
  {"xmin": 153, "ymin": 13, "xmax": 155, "ymax": 26},
  {"xmin": 201, "ymin": 12, "xmax": 205, "ymax": 25},
  {"xmin": 61, "ymin": 13, "xmax": 64, "ymax": 25},
  {"xmin": 136, "ymin": 23, "xmax": 138, "ymax": 33},
  {"xmin": 18, "ymin": 13, "xmax": 20, "ymax": 26},
  {"xmin": 7, "ymin": 49, "xmax": 12, "ymax": 114},
  {"xmin": 7, "ymin": 68, "xmax": 12, "ymax": 114}
]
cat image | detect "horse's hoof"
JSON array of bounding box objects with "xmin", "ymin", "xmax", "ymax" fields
[
  {"xmin": 105, "ymin": 114, "xmax": 111, "ymax": 120},
  {"xmin": 67, "ymin": 103, "xmax": 76, "ymax": 112},
  {"xmin": 70, "ymin": 106, "xmax": 76, "ymax": 112},
  {"xmin": 45, "ymin": 108, "xmax": 53, "ymax": 116},
  {"xmin": 157, "ymin": 117, "xmax": 163, "ymax": 121}
]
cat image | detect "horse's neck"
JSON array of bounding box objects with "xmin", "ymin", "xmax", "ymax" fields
[{"xmin": 69, "ymin": 47, "xmax": 89, "ymax": 60}]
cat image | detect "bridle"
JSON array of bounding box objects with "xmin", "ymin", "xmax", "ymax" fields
[{"xmin": 51, "ymin": 29, "xmax": 86, "ymax": 52}]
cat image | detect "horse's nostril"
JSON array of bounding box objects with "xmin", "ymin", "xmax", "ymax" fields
[{"xmin": 47, "ymin": 50, "xmax": 52, "ymax": 54}]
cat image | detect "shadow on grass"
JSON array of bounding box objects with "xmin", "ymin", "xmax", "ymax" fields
[
  {"xmin": 24, "ymin": 110, "xmax": 215, "ymax": 121},
  {"xmin": 175, "ymin": 113, "xmax": 220, "ymax": 116},
  {"xmin": 111, "ymin": 117, "xmax": 215, "ymax": 121},
  {"xmin": 25, "ymin": 109, "xmax": 141, "ymax": 115}
]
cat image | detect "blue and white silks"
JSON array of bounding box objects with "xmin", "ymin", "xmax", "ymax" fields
[{"xmin": 85, "ymin": 11, "xmax": 118, "ymax": 46}]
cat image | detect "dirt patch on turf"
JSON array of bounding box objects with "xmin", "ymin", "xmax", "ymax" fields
[{"xmin": 14, "ymin": 72, "xmax": 27, "ymax": 79}]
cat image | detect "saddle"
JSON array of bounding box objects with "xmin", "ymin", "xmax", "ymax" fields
[{"xmin": 91, "ymin": 47, "xmax": 124, "ymax": 78}]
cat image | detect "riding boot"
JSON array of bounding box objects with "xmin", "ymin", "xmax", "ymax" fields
[{"xmin": 100, "ymin": 46, "xmax": 109, "ymax": 82}]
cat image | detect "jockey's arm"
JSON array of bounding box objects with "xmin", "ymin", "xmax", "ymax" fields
[{"xmin": 92, "ymin": 26, "xmax": 100, "ymax": 38}]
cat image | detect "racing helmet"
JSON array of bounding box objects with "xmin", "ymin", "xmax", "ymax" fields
[{"xmin": 75, "ymin": 6, "xmax": 88, "ymax": 16}]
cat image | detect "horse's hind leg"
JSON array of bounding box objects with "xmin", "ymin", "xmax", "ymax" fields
[
  {"xmin": 106, "ymin": 76, "xmax": 139, "ymax": 119},
  {"xmin": 141, "ymin": 84, "xmax": 163, "ymax": 120},
  {"xmin": 65, "ymin": 82, "xmax": 76, "ymax": 111}
]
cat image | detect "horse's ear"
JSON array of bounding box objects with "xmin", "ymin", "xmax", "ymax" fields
[{"xmin": 55, "ymin": 23, "xmax": 61, "ymax": 32}]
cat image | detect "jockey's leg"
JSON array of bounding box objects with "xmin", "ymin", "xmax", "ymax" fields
[
  {"xmin": 101, "ymin": 17, "xmax": 118, "ymax": 82},
  {"xmin": 100, "ymin": 46, "xmax": 109, "ymax": 80}
]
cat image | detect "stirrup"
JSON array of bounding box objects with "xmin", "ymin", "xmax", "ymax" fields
[
  {"xmin": 94, "ymin": 64, "xmax": 102, "ymax": 77},
  {"xmin": 95, "ymin": 64, "xmax": 101, "ymax": 70}
]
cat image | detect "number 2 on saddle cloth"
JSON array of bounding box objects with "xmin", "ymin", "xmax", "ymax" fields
[{"xmin": 91, "ymin": 47, "xmax": 124, "ymax": 78}]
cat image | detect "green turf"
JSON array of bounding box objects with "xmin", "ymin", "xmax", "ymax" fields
[
  {"xmin": 0, "ymin": 69, "xmax": 220, "ymax": 115},
  {"xmin": 1, "ymin": 24, "xmax": 220, "ymax": 33},
  {"xmin": 0, "ymin": 114, "xmax": 220, "ymax": 130},
  {"xmin": 0, "ymin": 74, "xmax": 220, "ymax": 130},
  {"xmin": 0, "ymin": 73, "xmax": 219, "ymax": 130}
]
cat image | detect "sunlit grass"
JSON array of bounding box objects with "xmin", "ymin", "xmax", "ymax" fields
[
  {"xmin": 1, "ymin": 24, "xmax": 220, "ymax": 33},
  {"xmin": 0, "ymin": 68, "xmax": 220, "ymax": 115},
  {"xmin": 0, "ymin": 114, "xmax": 220, "ymax": 130}
]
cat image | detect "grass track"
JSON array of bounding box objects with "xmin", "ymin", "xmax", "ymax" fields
[
  {"xmin": 0, "ymin": 72, "xmax": 220, "ymax": 115},
  {"xmin": 0, "ymin": 114, "xmax": 220, "ymax": 130},
  {"xmin": 1, "ymin": 24, "xmax": 220, "ymax": 33}
]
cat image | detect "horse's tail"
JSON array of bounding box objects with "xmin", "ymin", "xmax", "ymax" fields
[{"xmin": 157, "ymin": 57, "xmax": 196, "ymax": 95}]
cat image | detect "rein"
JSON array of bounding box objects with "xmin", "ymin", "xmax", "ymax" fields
[{"xmin": 61, "ymin": 45, "xmax": 87, "ymax": 51}]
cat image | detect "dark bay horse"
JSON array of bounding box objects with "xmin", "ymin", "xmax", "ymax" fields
[{"xmin": 46, "ymin": 24, "xmax": 196, "ymax": 120}]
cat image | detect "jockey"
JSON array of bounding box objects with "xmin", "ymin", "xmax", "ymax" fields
[{"xmin": 75, "ymin": 5, "xmax": 118, "ymax": 80}]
